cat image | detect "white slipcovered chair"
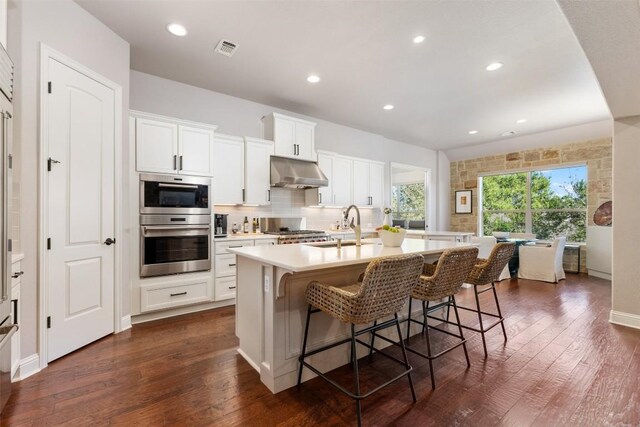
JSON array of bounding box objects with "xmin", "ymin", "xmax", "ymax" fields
[
  {"xmin": 471, "ymin": 236, "xmax": 511, "ymax": 281},
  {"xmin": 518, "ymin": 236, "xmax": 567, "ymax": 283}
]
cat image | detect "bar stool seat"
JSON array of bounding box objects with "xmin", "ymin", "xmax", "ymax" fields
[
  {"xmin": 459, "ymin": 242, "xmax": 516, "ymax": 357},
  {"xmin": 400, "ymin": 247, "xmax": 479, "ymax": 389},
  {"xmin": 298, "ymin": 254, "xmax": 425, "ymax": 427}
]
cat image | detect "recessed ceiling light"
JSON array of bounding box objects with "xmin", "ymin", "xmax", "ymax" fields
[
  {"xmin": 468, "ymin": 130, "xmax": 479, "ymax": 135},
  {"xmin": 486, "ymin": 62, "xmax": 504, "ymax": 71},
  {"xmin": 166, "ymin": 23, "xmax": 187, "ymax": 37},
  {"xmin": 516, "ymin": 118, "xmax": 527, "ymax": 124},
  {"xmin": 413, "ymin": 35, "xmax": 426, "ymax": 44},
  {"xmin": 383, "ymin": 104, "xmax": 394, "ymax": 110},
  {"xmin": 501, "ymin": 130, "xmax": 517, "ymax": 137},
  {"xmin": 306, "ymin": 75, "xmax": 320, "ymax": 83}
]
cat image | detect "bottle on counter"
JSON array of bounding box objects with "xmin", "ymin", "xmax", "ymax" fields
[
  {"xmin": 232, "ymin": 223, "xmax": 239, "ymax": 234},
  {"xmin": 252, "ymin": 218, "xmax": 257, "ymax": 233},
  {"xmin": 243, "ymin": 216, "xmax": 249, "ymax": 233},
  {"xmin": 256, "ymin": 218, "xmax": 261, "ymax": 233}
]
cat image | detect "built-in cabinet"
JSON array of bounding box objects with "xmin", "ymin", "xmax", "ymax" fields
[
  {"xmin": 213, "ymin": 134, "xmax": 245, "ymax": 205},
  {"xmin": 352, "ymin": 159, "xmax": 385, "ymax": 207},
  {"xmin": 134, "ymin": 115, "xmax": 216, "ymax": 177},
  {"xmin": 10, "ymin": 255, "xmax": 22, "ymax": 381},
  {"xmin": 244, "ymin": 137, "xmax": 274, "ymax": 205},
  {"xmin": 262, "ymin": 113, "xmax": 316, "ymax": 161}
]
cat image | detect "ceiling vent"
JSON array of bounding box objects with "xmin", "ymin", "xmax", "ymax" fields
[{"xmin": 214, "ymin": 39, "xmax": 238, "ymax": 57}]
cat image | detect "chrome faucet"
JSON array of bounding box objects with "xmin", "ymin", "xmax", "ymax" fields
[{"xmin": 344, "ymin": 205, "xmax": 362, "ymax": 247}]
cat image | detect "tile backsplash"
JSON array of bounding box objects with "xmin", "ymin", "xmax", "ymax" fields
[{"xmin": 214, "ymin": 188, "xmax": 381, "ymax": 232}]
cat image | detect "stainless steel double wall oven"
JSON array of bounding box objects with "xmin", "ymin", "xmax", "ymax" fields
[{"xmin": 139, "ymin": 174, "xmax": 212, "ymax": 277}]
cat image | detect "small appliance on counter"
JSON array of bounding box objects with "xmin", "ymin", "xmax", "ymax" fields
[{"xmin": 214, "ymin": 213, "xmax": 228, "ymax": 238}]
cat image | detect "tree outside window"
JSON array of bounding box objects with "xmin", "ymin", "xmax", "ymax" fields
[
  {"xmin": 391, "ymin": 182, "xmax": 426, "ymax": 221},
  {"xmin": 481, "ymin": 166, "xmax": 587, "ymax": 242}
]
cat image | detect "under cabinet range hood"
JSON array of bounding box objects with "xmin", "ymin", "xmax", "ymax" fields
[{"xmin": 270, "ymin": 156, "xmax": 328, "ymax": 189}]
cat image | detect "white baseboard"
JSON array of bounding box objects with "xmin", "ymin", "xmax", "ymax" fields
[
  {"xmin": 609, "ymin": 310, "xmax": 640, "ymax": 330},
  {"xmin": 588, "ymin": 269, "xmax": 611, "ymax": 280},
  {"xmin": 120, "ymin": 315, "xmax": 132, "ymax": 332},
  {"xmin": 16, "ymin": 354, "xmax": 41, "ymax": 381}
]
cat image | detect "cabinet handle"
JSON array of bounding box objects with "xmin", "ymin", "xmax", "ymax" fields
[
  {"xmin": 11, "ymin": 299, "xmax": 17, "ymax": 324},
  {"xmin": 170, "ymin": 291, "xmax": 187, "ymax": 297},
  {"xmin": 242, "ymin": 189, "xmax": 245, "ymax": 202},
  {"xmin": 173, "ymin": 155, "xmax": 177, "ymax": 170},
  {"xmin": 293, "ymin": 144, "xmax": 296, "ymax": 155},
  {"xmin": 267, "ymin": 189, "xmax": 271, "ymax": 202},
  {"xmin": 228, "ymin": 286, "xmax": 236, "ymax": 290},
  {"xmin": 11, "ymin": 271, "xmax": 23, "ymax": 279},
  {"xmin": 179, "ymin": 155, "xmax": 183, "ymax": 171},
  {"xmin": 229, "ymin": 245, "xmax": 242, "ymax": 248},
  {"xmin": 228, "ymin": 263, "xmax": 237, "ymax": 267},
  {"xmin": 319, "ymin": 192, "xmax": 322, "ymax": 204}
]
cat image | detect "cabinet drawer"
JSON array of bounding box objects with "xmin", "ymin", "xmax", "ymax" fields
[
  {"xmin": 216, "ymin": 254, "xmax": 237, "ymax": 277},
  {"xmin": 141, "ymin": 279, "xmax": 212, "ymax": 313},
  {"xmin": 254, "ymin": 239, "xmax": 277, "ymax": 246},
  {"xmin": 215, "ymin": 276, "xmax": 237, "ymax": 301},
  {"xmin": 215, "ymin": 239, "xmax": 254, "ymax": 254}
]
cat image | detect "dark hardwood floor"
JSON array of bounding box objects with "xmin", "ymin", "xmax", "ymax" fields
[{"xmin": 3, "ymin": 274, "xmax": 638, "ymax": 426}]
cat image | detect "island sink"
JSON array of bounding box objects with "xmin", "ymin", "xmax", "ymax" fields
[{"xmin": 304, "ymin": 241, "xmax": 376, "ymax": 248}]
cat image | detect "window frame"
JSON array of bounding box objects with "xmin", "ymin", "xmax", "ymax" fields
[{"xmin": 478, "ymin": 162, "xmax": 587, "ymax": 241}]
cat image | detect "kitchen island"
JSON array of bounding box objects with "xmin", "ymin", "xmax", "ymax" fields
[{"xmin": 229, "ymin": 238, "xmax": 477, "ymax": 393}]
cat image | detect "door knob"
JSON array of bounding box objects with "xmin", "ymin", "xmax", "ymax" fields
[{"xmin": 104, "ymin": 238, "xmax": 116, "ymax": 246}]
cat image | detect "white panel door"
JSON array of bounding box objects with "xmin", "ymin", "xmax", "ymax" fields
[
  {"xmin": 294, "ymin": 122, "xmax": 314, "ymax": 160},
  {"xmin": 178, "ymin": 125, "xmax": 214, "ymax": 176},
  {"xmin": 352, "ymin": 159, "xmax": 370, "ymax": 206},
  {"xmin": 213, "ymin": 135, "xmax": 245, "ymax": 204},
  {"xmin": 317, "ymin": 153, "xmax": 333, "ymax": 206},
  {"xmin": 244, "ymin": 138, "xmax": 273, "ymax": 205},
  {"xmin": 332, "ymin": 156, "xmax": 353, "ymax": 206},
  {"xmin": 369, "ymin": 162, "xmax": 385, "ymax": 208},
  {"xmin": 135, "ymin": 118, "xmax": 178, "ymax": 174},
  {"xmin": 273, "ymin": 117, "xmax": 296, "ymax": 158},
  {"xmin": 47, "ymin": 58, "xmax": 115, "ymax": 362}
]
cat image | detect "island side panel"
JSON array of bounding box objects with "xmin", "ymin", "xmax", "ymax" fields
[{"xmin": 236, "ymin": 256, "xmax": 266, "ymax": 373}]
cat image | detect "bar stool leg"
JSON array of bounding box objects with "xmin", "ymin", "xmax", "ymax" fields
[
  {"xmin": 297, "ymin": 305, "xmax": 313, "ymax": 386},
  {"xmin": 406, "ymin": 297, "xmax": 413, "ymax": 344},
  {"xmin": 351, "ymin": 324, "xmax": 362, "ymax": 427},
  {"xmin": 394, "ymin": 314, "xmax": 417, "ymax": 402},
  {"xmin": 369, "ymin": 319, "xmax": 378, "ymax": 359},
  {"xmin": 452, "ymin": 295, "xmax": 470, "ymax": 368},
  {"xmin": 423, "ymin": 301, "xmax": 436, "ymax": 390},
  {"xmin": 446, "ymin": 296, "xmax": 451, "ymax": 322},
  {"xmin": 492, "ymin": 282, "xmax": 508, "ymax": 341},
  {"xmin": 422, "ymin": 301, "xmax": 427, "ymax": 334},
  {"xmin": 474, "ymin": 286, "xmax": 488, "ymax": 358}
]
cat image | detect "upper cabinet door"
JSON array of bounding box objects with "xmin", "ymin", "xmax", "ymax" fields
[
  {"xmin": 178, "ymin": 125, "xmax": 214, "ymax": 177},
  {"xmin": 352, "ymin": 160, "xmax": 370, "ymax": 206},
  {"xmin": 136, "ymin": 118, "xmax": 178, "ymax": 174},
  {"xmin": 332, "ymin": 156, "xmax": 353, "ymax": 206},
  {"xmin": 369, "ymin": 162, "xmax": 385, "ymax": 208},
  {"xmin": 295, "ymin": 122, "xmax": 315, "ymax": 160},
  {"xmin": 316, "ymin": 153, "xmax": 333, "ymax": 206},
  {"xmin": 245, "ymin": 137, "xmax": 274, "ymax": 205},
  {"xmin": 213, "ymin": 135, "xmax": 245, "ymax": 205},
  {"xmin": 273, "ymin": 117, "xmax": 296, "ymax": 158}
]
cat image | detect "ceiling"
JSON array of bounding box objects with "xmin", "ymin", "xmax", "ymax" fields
[
  {"xmin": 559, "ymin": 0, "xmax": 640, "ymax": 119},
  {"xmin": 76, "ymin": 0, "xmax": 611, "ymax": 150}
]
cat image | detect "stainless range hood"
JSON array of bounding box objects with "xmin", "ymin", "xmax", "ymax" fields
[{"xmin": 270, "ymin": 156, "xmax": 328, "ymax": 189}]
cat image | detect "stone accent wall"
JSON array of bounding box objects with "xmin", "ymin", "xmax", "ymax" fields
[{"xmin": 450, "ymin": 138, "xmax": 612, "ymax": 273}]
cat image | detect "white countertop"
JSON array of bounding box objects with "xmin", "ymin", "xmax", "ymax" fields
[
  {"xmin": 229, "ymin": 238, "xmax": 477, "ymax": 272},
  {"xmin": 214, "ymin": 233, "xmax": 278, "ymax": 242}
]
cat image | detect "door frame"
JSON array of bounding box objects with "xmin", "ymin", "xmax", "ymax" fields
[{"xmin": 38, "ymin": 44, "xmax": 124, "ymax": 369}]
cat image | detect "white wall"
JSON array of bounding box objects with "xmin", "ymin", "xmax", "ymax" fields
[
  {"xmin": 130, "ymin": 70, "xmax": 441, "ymax": 227},
  {"xmin": 8, "ymin": 0, "xmax": 130, "ymax": 359},
  {"xmin": 611, "ymin": 116, "xmax": 640, "ymax": 329},
  {"xmin": 437, "ymin": 151, "xmax": 450, "ymax": 231}
]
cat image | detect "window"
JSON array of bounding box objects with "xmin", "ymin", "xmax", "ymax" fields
[
  {"xmin": 391, "ymin": 164, "xmax": 427, "ymax": 223},
  {"xmin": 480, "ymin": 165, "xmax": 587, "ymax": 242}
]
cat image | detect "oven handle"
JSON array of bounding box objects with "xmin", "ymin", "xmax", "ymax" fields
[
  {"xmin": 142, "ymin": 225, "xmax": 210, "ymax": 237},
  {"xmin": 157, "ymin": 183, "xmax": 199, "ymax": 190}
]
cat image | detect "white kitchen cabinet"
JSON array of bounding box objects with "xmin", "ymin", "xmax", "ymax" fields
[
  {"xmin": 178, "ymin": 125, "xmax": 214, "ymax": 176},
  {"xmin": 352, "ymin": 159, "xmax": 385, "ymax": 208},
  {"xmin": 136, "ymin": 117, "xmax": 178, "ymax": 174},
  {"xmin": 140, "ymin": 277, "xmax": 213, "ymax": 313},
  {"xmin": 305, "ymin": 151, "xmax": 334, "ymax": 206},
  {"xmin": 262, "ymin": 113, "xmax": 316, "ymax": 161},
  {"xmin": 213, "ymin": 134, "xmax": 245, "ymax": 205},
  {"xmin": 10, "ymin": 256, "xmax": 21, "ymax": 381},
  {"xmin": 254, "ymin": 239, "xmax": 277, "ymax": 246},
  {"xmin": 332, "ymin": 155, "xmax": 353, "ymax": 206},
  {"xmin": 244, "ymin": 137, "xmax": 274, "ymax": 205},
  {"xmin": 134, "ymin": 113, "xmax": 217, "ymax": 176}
]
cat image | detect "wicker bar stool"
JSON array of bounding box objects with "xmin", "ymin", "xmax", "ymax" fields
[
  {"xmin": 297, "ymin": 254, "xmax": 425, "ymax": 427},
  {"xmin": 389, "ymin": 247, "xmax": 479, "ymax": 390},
  {"xmin": 459, "ymin": 242, "xmax": 516, "ymax": 357}
]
